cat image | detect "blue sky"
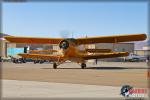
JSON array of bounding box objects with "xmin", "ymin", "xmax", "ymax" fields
[{"xmin": 2, "ymin": 2, "xmax": 148, "ymax": 38}]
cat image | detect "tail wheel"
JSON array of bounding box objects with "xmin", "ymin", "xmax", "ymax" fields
[
  {"xmin": 81, "ymin": 63, "xmax": 86, "ymax": 69},
  {"xmin": 53, "ymin": 63, "xmax": 57, "ymax": 69}
]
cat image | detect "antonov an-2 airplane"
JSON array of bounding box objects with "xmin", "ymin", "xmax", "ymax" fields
[{"xmin": 4, "ymin": 33, "xmax": 147, "ymax": 69}]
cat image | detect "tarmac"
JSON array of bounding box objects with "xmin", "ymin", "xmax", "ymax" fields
[
  {"xmin": 2, "ymin": 80, "xmax": 123, "ymax": 98},
  {"xmin": 1, "ymin": 61, "xmax": 149, "ymax": 99}
]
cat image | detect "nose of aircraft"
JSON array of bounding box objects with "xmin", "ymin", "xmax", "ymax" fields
[{"xmin": 59, "ymin": 40, "xmax": 69, "ymax": 49}]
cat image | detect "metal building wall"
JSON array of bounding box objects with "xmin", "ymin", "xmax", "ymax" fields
[{"xmin": 95, "ymin": 43, "xmax": 134, "ymax": 53}]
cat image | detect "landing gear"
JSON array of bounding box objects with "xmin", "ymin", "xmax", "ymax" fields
[
  {"xmin": 81, "ymin": 63, "xmax": 86, "ymax": 69},
  {"xmin": 53, "ymin": 63, "xmax": 57, "ymax": 69}
]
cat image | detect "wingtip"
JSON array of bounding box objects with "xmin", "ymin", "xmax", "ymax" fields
[{"xmin": 141, "ymin": 33, "xmax": 147, "ymax": 40}]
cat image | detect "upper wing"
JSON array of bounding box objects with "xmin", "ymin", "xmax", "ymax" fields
[
  {"xmin": 4, "ymin": 36, "xmax": 63, "ymax": 44},
  {"xmin": 4, "ymin": 33, "xmax": 147, "ymax": 44},
  {"xmin": 82, "ymin": 52, "xmax": 129, "ymax": 60},
  {"xmin": 18, "ymin": 53, "xmax": 64, "ymax": 61},
  {"xmin": 76, "ymin": 33, "xmax": 147, "ymax": 44}
]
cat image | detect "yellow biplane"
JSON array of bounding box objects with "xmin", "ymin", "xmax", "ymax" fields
[{"xmin": 4, "ymin": 33, "xmax": 147, "ymax": 69}]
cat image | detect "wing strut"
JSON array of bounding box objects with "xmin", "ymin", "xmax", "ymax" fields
[{"xmin": 113, "ymin": 38, "xmax": 117, "ymax": 51}]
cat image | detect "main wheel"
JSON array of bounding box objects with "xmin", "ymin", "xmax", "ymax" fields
[
  {"xmin": 53, "ymin": 63, "xmax": 57, "ymax": 69},
  {"xmin": 34, "ymin": 60, "xmax": 37, "ymax": 64},
  {"xmin": 81, "ymin": 63, "xmax": 86, "ymax": 69}
]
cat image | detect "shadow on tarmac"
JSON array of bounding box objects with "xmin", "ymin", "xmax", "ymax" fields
[
  {"xmin": 87, "ymin": 67, "xmax": 149, "ymax": 70},
  {"xmin": 41, "ymin": 67, "xmax": 149, "ymax": 70}
]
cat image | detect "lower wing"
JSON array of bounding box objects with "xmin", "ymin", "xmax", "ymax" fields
[
  {"xmin": 85, "ymin": 49, "xmax": 112, "ymax": 53},
  {"xmin": 82, "ymin": 52, "xmax": 129, "ymax": 60},
  {"xmin": 28, "ymin": 50, "xmax": 58, "ymax": 53},
  {"xmin": 18, "ymin": 53, "xmax": 64, "ymax": 61}
]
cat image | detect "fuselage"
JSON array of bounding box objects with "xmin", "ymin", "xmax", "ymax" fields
[{"xmin": 60, "ymin": 39, "xmax": 85, "ymax": 63}]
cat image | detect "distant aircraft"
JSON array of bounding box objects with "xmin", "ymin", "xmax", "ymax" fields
[
  {"xmin": 125, "ymin": 53, "xmax": 147, "ymax": 62},
  {"xmin": 4, "ymin": 33, "xmax": 147, "ymax": 69}
]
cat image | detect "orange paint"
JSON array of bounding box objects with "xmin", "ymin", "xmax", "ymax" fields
[
  {"xmin": 148, "ymin": 69, "xmax": 150, "ymax": 79},
  {"xmin": 4, "ymin": 33, "xmax": 147, "ymax": 64}
]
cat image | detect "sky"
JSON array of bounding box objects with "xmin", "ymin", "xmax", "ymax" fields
[{"xmin": 2, "ymin": 2, "xmax": 148, "ymax": 38}]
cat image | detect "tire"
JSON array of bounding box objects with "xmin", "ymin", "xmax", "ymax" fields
[
  {"xmin": 34, "ymin": 60, "xmax": 37, "ymax": 64},
  {"xmin": 134, "ymin": 58, "xmax": 139, "ymax": 62},
  {"xmin": 81, "ymin": 63, "xmax": 86, "ymax": 69},
  {"xmin": 40, "ymin": 60, "xmax": 44, "ymax": 64},
  {"xmin": 53, "ymin": 63, "xmax": 57, "ymax": 69},
  {"xmin": 23, "ymin": 60, "xmax": 26, "ymax": 63}
]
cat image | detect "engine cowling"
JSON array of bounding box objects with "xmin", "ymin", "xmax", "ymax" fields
[{"xmin": 59, "ymin": 40, "xmax": 69, "ymax": 49}]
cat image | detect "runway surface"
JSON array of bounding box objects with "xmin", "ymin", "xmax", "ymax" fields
[
  {"xmin": 1, "ymin": 62, "xmax": 148, "ymax": 88},
  {"xmin": 2, "ymin": 80, "xmax": 123, "ymax": 98}
]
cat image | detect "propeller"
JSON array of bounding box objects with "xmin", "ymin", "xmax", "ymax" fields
[
  {"xmin": 59, "ymin": 31, "xmax": 75, "ymax": 49},
  {"xmin": 59, "ymin": 40, "xmax": 69, "ymax": 49},
  {"xmin": 59, "ymin": 30, "xmax": 71, "ymax": 39}
]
